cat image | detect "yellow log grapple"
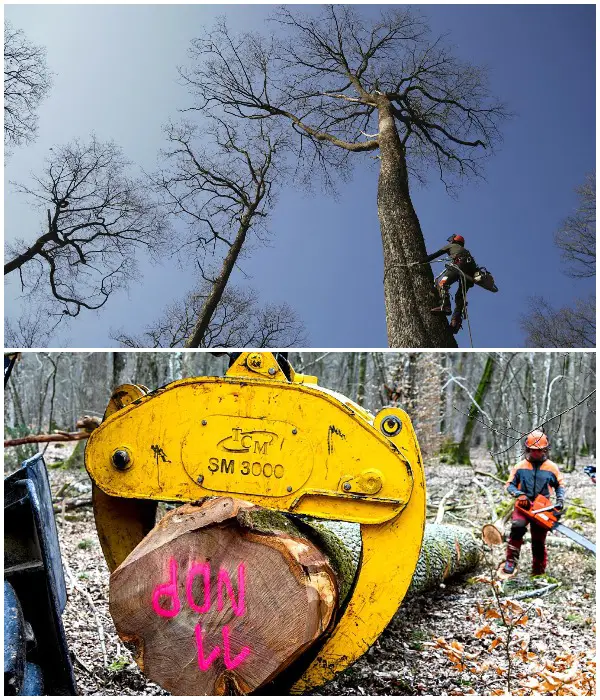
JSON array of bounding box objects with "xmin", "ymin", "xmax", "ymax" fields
[{"xmin": 85, "ymin": 352, "xmax": 426, "ymax": 693}]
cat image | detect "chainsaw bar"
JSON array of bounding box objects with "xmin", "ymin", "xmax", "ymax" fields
[{"xmin": 553, "ymin": 523, "xmax": 596, "ymax": 555}]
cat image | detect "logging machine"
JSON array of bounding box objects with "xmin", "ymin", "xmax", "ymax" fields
[{"xmin": 85, "ymin": 351, "xmax": 427, "ymax": 692}]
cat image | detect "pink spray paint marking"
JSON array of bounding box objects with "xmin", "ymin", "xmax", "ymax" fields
[
  {"xmin": 222, "ymin": 625, "xmax": 251, "ymax": 670},
  {"xmin": 186, "ymin": 562, "xmax": 211, "ymax": 613},
  {"xmin": 152, "ymin": 558, "xmax": 181, "ymax": 618},
  {"xmin": 217, "ymin": 563, "xmax": 246, "ymax": 617},
  {"xmin": 194, "ymin": 625, "xmax": 221, "ymax": 671}
]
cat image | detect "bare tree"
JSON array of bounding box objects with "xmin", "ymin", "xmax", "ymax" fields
[
  {"xmin": 555, "ymin": 172, "xmax": 595, "ymax": 279},
  {"xmin": 5, "ymin": 137, "xmax": 170, "ymax": 320},
  {"xmin": 181, "ymin": 7, "xmax": 508, "ymax": 347},
  {"xmin": 523, "ymin": 174, "xmax": 596, "ymax": 348},
  {"xmin": 4, "ymin": 21, "xmax": 52, "ymax": 149},
  {"xmin": 112, "ymin": 282, "xmax": 307, "ymax": 348},
  {"xmin": 523, "ymin": 295, "xmax": 595, "ymax": 349},
  {"xmin": 5, "ymin": 303, "xmax": 62, "ymax": 348},
  {"xmin": 151, "ymin": 118, "xmax": 284, "ymax": 347}
]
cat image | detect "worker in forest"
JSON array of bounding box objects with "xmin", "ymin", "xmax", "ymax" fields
[
  {"xmin": 426, "ymin": 234, "xmax": 478, "ymax": 333},
  {"xmin": 503, "ymin": 430, "xmax": 565, "ymax": 575}
]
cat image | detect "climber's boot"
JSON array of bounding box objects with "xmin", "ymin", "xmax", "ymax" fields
[
  {"xmin": 450, "ymin": 311, "xmax": 463, "ymax": 334},
  {"xmin": 431, "ymin": 288, "xmax": 452, "ymax": 315}
]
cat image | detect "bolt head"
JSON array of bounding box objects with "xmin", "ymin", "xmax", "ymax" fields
[
  {"xmin": 268, "ymin": 367, "xmax": 276, "ymax": 376},
  {"xmin": 248, "ymin": 353, "xmax": 263, "ymax": 368},
  {"xmin": 343, "ymin": 482, "xmax": 351, "ymax": 491},
  {"xmin": 197, "ymin": 475, "xmax": 204, "ymax": 484},
  {"xmin": 201, "ymin": 420, "xmax": 207, "ymax": 426},
  {"xmin": 112, "ymin": 449, "xmax": 130, "ymax": 471},
  {"xmin": 292, "ymin": 428, "xmax": 298, "ymax": 435},
  {"xmin": 286, "ymin": 485, "xmax": 293, "ymax": 493}
]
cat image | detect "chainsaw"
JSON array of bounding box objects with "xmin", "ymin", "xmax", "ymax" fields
[
  {"xmin": 516, "ymin": 494, "xmax": 596, "ymax": 555},
  {"xmin": 85, "ymin": 351, "xmax": 426, "ymax": 692}
]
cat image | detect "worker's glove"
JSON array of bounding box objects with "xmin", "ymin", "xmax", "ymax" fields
[
  {"xmin": 516, "ymin": 495, "xmax": 531, "ymax": 510},
  {"xmin": 553, "ymin": 500, "xmax": 564, "ymax": 519}
]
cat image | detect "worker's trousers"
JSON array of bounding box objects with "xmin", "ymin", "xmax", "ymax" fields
[
  {"xmin": 505, "ymin": 506, "xmax": 548, "ymax": 574},
  {"xmin": 437, "ymin": 267, "xmax": 474, "ymax": 314}
]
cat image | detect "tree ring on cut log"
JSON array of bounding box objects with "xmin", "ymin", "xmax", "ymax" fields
[{"xmin": 109, "ymin": 499, "xmax": 339, "ymax": 695}]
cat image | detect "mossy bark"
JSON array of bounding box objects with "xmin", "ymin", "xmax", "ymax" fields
[
  {"xmin": 63, "ymin": 438, "xmax": 87, "ymax": 469},
  {"xmin": 455, "ymin": 356, "xmax": 496, "ymax": 465}
]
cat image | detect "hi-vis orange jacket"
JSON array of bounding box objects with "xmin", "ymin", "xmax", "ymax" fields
[{"xmin": 505, "ymin": 459, "xmax": 565, "ymax": 502}]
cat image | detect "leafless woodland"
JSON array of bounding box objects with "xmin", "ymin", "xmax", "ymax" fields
[
  {"xmin": 4, "ymin": 350, "xmax": 596, "ymax": 696},
  {"xmin": 5, "ymin": 351, "xmax": 595, "ymax": 475}
]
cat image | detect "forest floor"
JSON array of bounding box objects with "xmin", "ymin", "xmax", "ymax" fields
[{"xmin": 34, "ymin": 443, "xmax": 596, "ymax": 696}]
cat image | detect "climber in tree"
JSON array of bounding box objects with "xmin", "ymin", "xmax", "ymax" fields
[
  {"xmin": 503, "ymin": 431, "xmax": 566, "ymax": 576},
  {"xmin": 426, "ymin": 235, "xmax": 478, "ymax": 333}
]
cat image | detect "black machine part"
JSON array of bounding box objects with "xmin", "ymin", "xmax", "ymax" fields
[{"xmin": 4, "ymin": 454, "xmax": 77, "ymax": 695}]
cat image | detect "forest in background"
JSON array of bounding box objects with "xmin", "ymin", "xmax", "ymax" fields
[
  {"xmin": 5, "ymin": 351, "xmax": 595, "ymax": 476},
  {"xmin": 4, "ymin": 350, "xmax": 596, "ymax": 696}
]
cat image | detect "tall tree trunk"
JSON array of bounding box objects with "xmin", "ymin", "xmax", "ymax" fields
[
  {"xmin": 112, "ymin": 352, "xmax": 126, "ymax": 387},
  {"xmin": 377, "ymin": 100, "xmax": 457, "ymax": 348},
  {"xmin": 455, "ymin": 356, "xmax": 496, "ymax": 465},
  {"xmin": 185, "ymin": 211, "xmax": 255, "ymax": 348},
  {"xmin": 356, "ymin": 352, "xmax": 368, "ymax": 406}
]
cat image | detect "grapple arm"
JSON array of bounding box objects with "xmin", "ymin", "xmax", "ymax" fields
[{"xmin": 85, "ymin": 352, "xmax": 426, "ymax": 691}]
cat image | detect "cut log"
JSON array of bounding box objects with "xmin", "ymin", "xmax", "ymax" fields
[
  {"xmin": 108, "ymin": 497, "xmax": 481, "ymax": 695},
  {"xmin": 109, "ymin": 498, "xmax": 340, "ymax": 695},
  {"xmin": 408, "ymin": 523, "xmax": 482, "ymax": 595}
]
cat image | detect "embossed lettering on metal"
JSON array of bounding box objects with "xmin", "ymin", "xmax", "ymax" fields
[{"xmin": 181, "ymin": 415, "xmax": 314, "ymax": 497}]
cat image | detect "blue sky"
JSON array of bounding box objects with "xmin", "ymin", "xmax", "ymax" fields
[{"xmin": 4, "ymin": 4, "xmax": 595, "ymax": 348}]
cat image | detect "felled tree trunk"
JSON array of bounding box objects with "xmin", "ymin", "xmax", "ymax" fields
[
  {"xmin": 109, "ymin": 498, "xmax": 480, "ymax": 695},
  {"xmin": 408, "ymin": 523, "xmax": 481, "ymax": 595},
  {"xmin": 4, "ymin": 431, "xmax": 89, "ymax": 447}
]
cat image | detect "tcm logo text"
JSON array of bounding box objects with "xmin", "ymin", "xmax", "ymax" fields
[{"xmin": 217, "ymin": 428, "xmax": 277, "ymax": 456}]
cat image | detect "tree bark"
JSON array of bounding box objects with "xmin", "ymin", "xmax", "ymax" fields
[
  {"xmin": 108, "ymin": 497, "xmax": 480, "ymax": 695},
  {"xmin": 377, "ymin": 99, "xmax": 457, "ymax": 348},
  {"xmin": 455, "ymin": 356, "xmax": 496, "ymax": 465},
  {"xmin": 112, "ymin": 352, "xmax": 126, "ymax": 387},
  {"xmin": 184, "ymin": 211, "xmax": 255, "ymax": 348},
  {"xmin": 4, "ymin": 230, "xmax": 56, "ymax": 276},
  {"xmin": 356, "ymin": 352, "xmax": 368, "ymax": 406}
]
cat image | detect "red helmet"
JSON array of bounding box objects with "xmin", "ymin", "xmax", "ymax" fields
[
  {"xmin": 525, "ymin": 430, "xmax": 549, "ymax": 450},
  {"xmin": 447, "ymin": 234, "xmax": 465, "ymax": 245}
]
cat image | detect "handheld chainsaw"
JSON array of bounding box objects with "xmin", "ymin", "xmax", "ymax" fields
[{"xmin": 516, "ymin": 494, "xmax": 596, "ymax": 555}]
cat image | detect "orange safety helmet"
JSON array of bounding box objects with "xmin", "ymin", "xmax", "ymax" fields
[
  {"xmin": 525, "ymin": 430, "xmax": 549, "ymax": 450},
  {"xmin": 447, "ymin": 234, "xmax": 465, "ymax": 245}
]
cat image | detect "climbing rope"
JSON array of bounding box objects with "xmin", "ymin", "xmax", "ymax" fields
[{"xmin": 442, "ymin": 261, "xmax": 475, "ymax": 349}]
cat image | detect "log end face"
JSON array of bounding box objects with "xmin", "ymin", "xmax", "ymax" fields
[{"xmin": 109, "ymin": 499, "xmax": 339, "ymax": 695}]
